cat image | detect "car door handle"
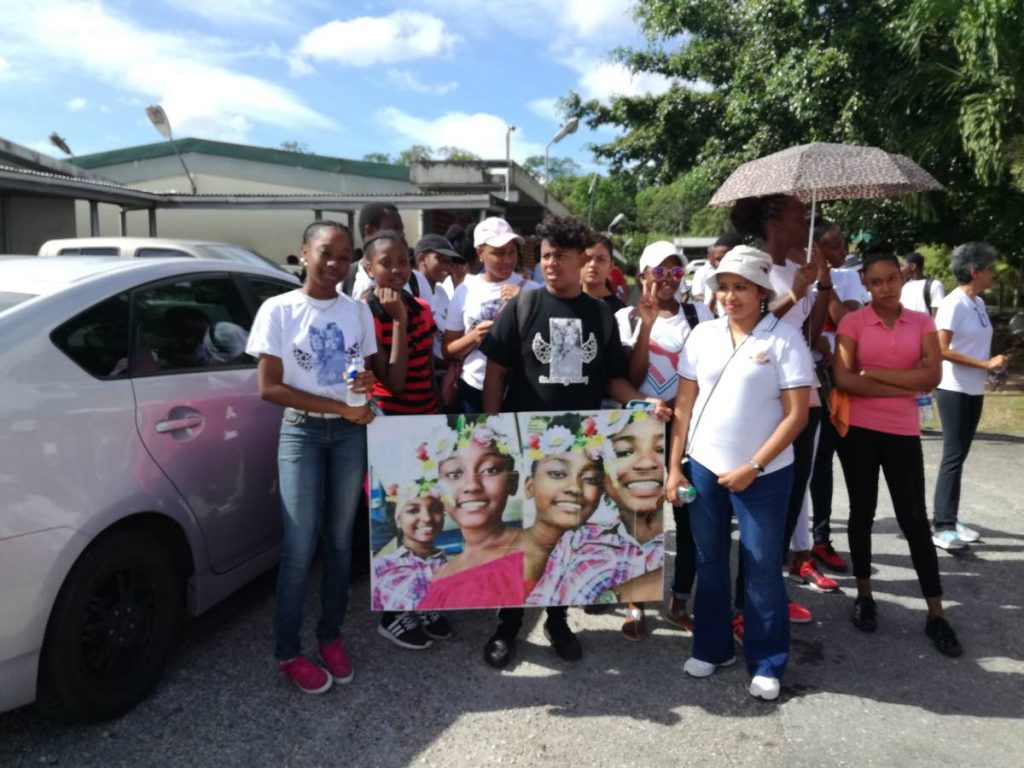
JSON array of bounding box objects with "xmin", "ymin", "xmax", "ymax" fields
[{"xmin": 155, "ymin": 415, "xmax": 204, "ymax": 433}]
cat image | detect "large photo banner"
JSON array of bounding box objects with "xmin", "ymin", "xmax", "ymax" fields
[{"xmin": 368, "ymin": 410, "xmax": 665, "ymax": 611}]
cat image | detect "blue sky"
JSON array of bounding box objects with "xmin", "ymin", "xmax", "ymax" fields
[{"xmin": 0, "ymin": 0, "xmax": 674, "ymax": 169}]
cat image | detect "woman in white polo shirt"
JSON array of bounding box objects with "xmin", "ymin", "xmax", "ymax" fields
[
  {"xmin": 666, "ymin": 246, "xmax": 813, "ymax": 702},
  {"xmin": 932, "ymin": 242, "xmax": 1008, "ymax": 550}
]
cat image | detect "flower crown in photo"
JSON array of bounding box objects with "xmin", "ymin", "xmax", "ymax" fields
[
  {"xmin": 415, "ymin": 414, "xmax": 513, "ymax": 473},
  {"xmin": 386, "ymin": 477, "xmax": 443, "ymax": 506}
]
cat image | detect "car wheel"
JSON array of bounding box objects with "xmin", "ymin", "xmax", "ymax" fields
[{"xmin": 36, "ymin": 528, "xmax": 184, "ymax": 722}]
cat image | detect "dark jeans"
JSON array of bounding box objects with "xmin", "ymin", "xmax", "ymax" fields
[
  {"xmin": 810, "ymin": 414, "xmax": 840, "ymax": 544},
  {"xmin": 457, "ymin": 379, "xmax": 484, "ymax": 415},
  {"xmin": 933, "ymin": 389, "xmax": 985, "ymax": 530},
  {"xmin": 836, "ymin": 426, "xmax": 942, "ymax": 598},
  {"xmin": 735, "ymin": 407, "xmax": 820, "ymax": 608},
  {"xmin": 494, "ymin": 606, "xmax": 567, "ymax": 637}
]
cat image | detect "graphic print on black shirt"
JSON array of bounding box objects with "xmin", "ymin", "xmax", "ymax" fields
[{"xmin": 532, "ymin": 318, "xmax": 598, "ymax": 385}]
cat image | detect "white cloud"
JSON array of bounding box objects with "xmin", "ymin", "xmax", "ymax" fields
[
  {"xmin": 67, "ymin": 97, "xmax": 87, "ymax": 112},
  {"xmin": 385, "ymin": 69, "xmax": 457, "ymax": 95},
  {"xmin": 415, "ymin": 0, "xmax": 634, "ymax": 41},
  {"xmin": 163, "ymin": 0, "xmax": 291, "ymax": 26},
  {"xmin": 377, "ymin": 107, "xmax": 544, "ymax": 161},
  {"xmin": 527, "ymin": 97, "xmax": 560, "ymax": 123},
  {"xmin": 1, "ymin": 1, "xmax": 333, "ymax": 142},
  {"xmin": 564, "ymin": 55, "xmax": 674, "ymax": 101},
  {"xmin": 293, "ymin": 11, "xmax": 459, "ymax": 68}
]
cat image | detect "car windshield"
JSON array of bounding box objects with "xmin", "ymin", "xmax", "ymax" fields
[
  {"xmin": 0, "ymin": 290, "xmax": 36, "ymax": 313},
  {"xmin": 194, "ymin": 244, "xmax": 289, "ymax": 273}
]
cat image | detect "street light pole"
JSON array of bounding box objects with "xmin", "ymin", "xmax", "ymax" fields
[
  {"xmin": 608, "ymin": 212, "xmax": 626, "ymax": 231},
  {"xmin": 145, "ymin": 104, "xmax": 198, "ymax": 194},
  {"xmin": 505, "ymin": 124, "xmax": 517, "ymax": 200},
  {"xmin": 586, "ymin": 172, "xmax": 598, "ymax": 226},
  {"xmin": 543, "ymin": 117, "xmax": 579, "ymax": 212},
  {"xmin": 48, "ymin": 132, "xmax": 73, "ymax": 156}
]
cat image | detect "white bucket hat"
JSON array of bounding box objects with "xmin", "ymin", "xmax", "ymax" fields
[{"xmin": 705, "ymin": 245, "xmax": 775, "ymax": 302}]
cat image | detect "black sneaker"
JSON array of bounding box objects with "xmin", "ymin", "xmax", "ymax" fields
[
  {"xmin": 544, "ymin": 618, "xmax": 583, "ymax": 661},
  {"xmin": 851, "ymin": 596, "xmax": 877, "ymax": 633},
  {"xmin": 378, "ymin": 612, "xmax": 432, "ymax": 650},
  {"xmin": 925, "ymin": 616, "xmax": 963, "ymax": 657},
  {"xmin": 418, "ymin": 611, "xmax": 453, "ymax": 640},
  {"xmin": 483, "ymin": 628, "xmax": 517, "ymax": 669}
]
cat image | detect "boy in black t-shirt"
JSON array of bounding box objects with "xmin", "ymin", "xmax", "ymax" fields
[{"xmin": 478, "ymin": 215, "xmax": 669, "ymax": 669}]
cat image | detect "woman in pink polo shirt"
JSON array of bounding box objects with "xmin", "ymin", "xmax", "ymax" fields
[{"xmin": 833, "ymin": 249, "xmax": 961, "ymax": 657}]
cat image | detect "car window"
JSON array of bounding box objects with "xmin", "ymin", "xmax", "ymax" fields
[
  {"xmin": 248, "ymin": 277, "xmax": 297, "ymax": 307},
  {"xmin": 136, "ymin": 248, "xmax": 193, "ymax": 259},
  {"xmin": 132, "ymin": 276, "xmax": 254, "ymax": 375},
  {"xmin": 51, "ymin": 293, "xmax": 131, "ymax": 378},
  {"xmin": 194, "ymin": 244, "xmax": 290, "ymax": 273},
  {"xmin": 56, "ymin": 247, "xmax": 120, "ymax": 256}
]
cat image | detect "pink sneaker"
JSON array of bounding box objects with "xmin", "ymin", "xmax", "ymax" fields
[
  {"xmin": 279, "ymin": 655, "xmax": 332, "ymax": 694},
  {"xmin": 319, "ymin": 636, "xmax": 354, "ymax": 684}
]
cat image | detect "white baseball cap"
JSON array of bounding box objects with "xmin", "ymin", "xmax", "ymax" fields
[
  {"xmin": 474, "ymin": 217, "xmax": 525, "ymax": 248},
  {"xmin": 705, "ymin": 245, "xmax": 776, "ymax": 302},
  {"xmin": 639, "ymin": 241, "xmax": 686, "ymax": 272}
]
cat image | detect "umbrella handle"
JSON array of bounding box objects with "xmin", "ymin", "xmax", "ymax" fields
[{"xmin": 806, "ymin": 190, "xmax": 817, "ymax": 263}]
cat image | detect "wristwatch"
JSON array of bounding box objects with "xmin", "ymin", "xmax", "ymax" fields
[
  {"xmin": 749, "ymin": 459, "xmax": 765, "ymax": 474},
  {"xmin": 815, "ymin": 281, "xmax": 833, "ymax": 291}
]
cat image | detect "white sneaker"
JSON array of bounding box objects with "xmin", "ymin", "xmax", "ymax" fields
[
  {"xmin": 932, "ymin": 529, "xmax": 968, "ymax": 551},
  {"xmin": 684, "ymin": 655, "xmax": 736, "ymax": 678},
  {"xmin": 749, "ymin": 675, "xmax": 781, "ymax": 701},
  {"xmin": 955, "ymin": 522, "xmax": 981, "ymax": 543}
]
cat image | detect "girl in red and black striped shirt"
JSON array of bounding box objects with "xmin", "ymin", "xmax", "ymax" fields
[{"xmin": 362, "ymin": 231, "xmax": 440, "ymax": 416}]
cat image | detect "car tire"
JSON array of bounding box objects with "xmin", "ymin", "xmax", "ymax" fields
[{"xmin": 36, "ymin": 528, "xmax": 184, "ymax": 722}]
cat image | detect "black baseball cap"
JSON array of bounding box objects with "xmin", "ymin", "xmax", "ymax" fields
[{"xmin": 415, "ymin": 233, "xmax": 464, "ymax": 263}]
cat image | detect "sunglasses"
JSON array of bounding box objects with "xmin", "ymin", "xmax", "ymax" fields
[{"xmin": 649, "ymin": 266, "xmax": 684, "ymax": 280}]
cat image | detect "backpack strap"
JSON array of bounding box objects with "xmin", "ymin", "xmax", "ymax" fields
[
  {"xmin": 407, "ymin": 273, "xmax": 420, "ymax": 298},
  {"xmin": 682, "ymin": 302, "xmax": 699, "ymax": 330},
  {"xmin": 341, "ymin": 265, "xmax": 358, "ymax": 296},
  {"xmin": 516, "ymin": 286, "xmax": 543, "ymax": 342},
  {"xmin": 923, "ymin": 277, "xmax": 933, "ymax": 311},
  {"xmin": 628, "ymin": 307, "xmax": 640, "ymax": 337}
]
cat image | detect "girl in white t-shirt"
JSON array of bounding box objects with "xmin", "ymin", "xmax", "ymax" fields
[
  {"xmin": 245, "ymin": 221, "xmax": 377, "ymax": 695},
  {"xmin": 441, "ymin": 217, "xmax": 538, "ymax": 413},
  {"xmin": 666, "ymin": 246, "xmax": 813, "ymax": 702},
  {"xmin": 932, "ymin": 243, "xmax": 1008, "ymax": 548}
]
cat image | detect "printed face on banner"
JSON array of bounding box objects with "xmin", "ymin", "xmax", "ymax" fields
[{"xmin": 368, "ymin": 410, "xmax": 665, "ymax": 611}]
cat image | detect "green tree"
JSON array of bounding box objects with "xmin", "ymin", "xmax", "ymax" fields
[
  {"xmin": 546, "ymin": 172, "xmax": 637, "ymax": 228},
  {"xmin": 437, "ymin": 146, "xmax": 481, "ymax": 161},
  {"xmin": 523, "ymin": 155, "xmax": 582, "ymax": 182},
  {"xmin": 398, "ymin": 144, "xmax": 434, "ymax": 165},
  {"xmin": 279, "ymin": 140, "xmax": 312, "ymax": 154},
  {"xmin": 362, "ymin": 152, "xmax": 394, "ymax": 164}
]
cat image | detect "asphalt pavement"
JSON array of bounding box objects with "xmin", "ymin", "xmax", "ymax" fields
[{"xmin": 2, "ymin": 432, "xmax": 1022, "ymax": 767}]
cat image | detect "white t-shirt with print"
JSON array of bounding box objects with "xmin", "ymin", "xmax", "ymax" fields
[
  {"xmin": 444, "ymin": 273, "xmax": 540, "ymax": 390},
  {"xmin": 246, "ymin": 290, "xmax": 377, "ymax": 401},
  {"xmin": 900, "ymin": 277, "xmax": 945, "ymax": 314},
  {"xmin": 615, "ymin": 303, "xmax": 713, "ymax": 399},
  {"xmin": 677, "ymin": 315, "xmax": 814, "ymax": 476},
  {"xmin": 935, "ymin": 287, "xmax": 993, "ymax": 396}
]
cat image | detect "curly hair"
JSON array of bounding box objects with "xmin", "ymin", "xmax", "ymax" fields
[
  {"xmin": 535, "ymin": 215, "xmax": 592, "ymax": 251},
  {"xmin": 729, "ymin": 194, "xmax": 792, "ymax": 241}
]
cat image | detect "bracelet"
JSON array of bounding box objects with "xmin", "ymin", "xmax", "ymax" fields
[
  {"xmin": 816, "ymin": 281, "xmax": 833, "ymax": 291},
  {"xmin": 749, "ymin": 459, "xmax": 765, "ymax": 474}
]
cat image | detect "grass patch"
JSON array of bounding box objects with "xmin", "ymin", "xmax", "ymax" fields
[{"xmin": 921, "ymin": 392, "xmax": 1024, "ymax": 436}]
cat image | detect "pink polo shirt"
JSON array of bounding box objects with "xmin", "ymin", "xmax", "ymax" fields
[{"xmin": 836, "ymin": 305, "xmax": 936, "ymax": 436}]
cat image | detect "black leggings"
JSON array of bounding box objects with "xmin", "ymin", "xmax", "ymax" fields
[
  {"xmin": 735, "ymin": 407, "xmax": 820, "ymax": 608},
  {"xmin": 933, "ymin": 389, "xmax": 984, "ymax": 530},
  {"xmin": 836, "ymin": 426, "xmax": 942, "ymax": 598}
]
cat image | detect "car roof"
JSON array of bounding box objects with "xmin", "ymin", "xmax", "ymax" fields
[
  {"xmin": 40, "ymin": 237, "xmax": 247, "ymax": 249},
  {"xmin": 0, "ymin": 256, "xmax": 296, "ymax": 299}
]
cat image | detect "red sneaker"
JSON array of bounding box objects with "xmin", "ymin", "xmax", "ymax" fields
[
  {"xmin": 811, "ymin": 541, "xmax": 849, "ymax": 572},
  {"xmin": 732, "ymin": 614, "xmax": 744, "ymax": 646},
  {"xmin": 319, "ymin": 636, "xmax": 354, "ymax": 684},
  {"xmin": 279, "ymin": 655, "xmax": 332, "ymax": 694},
  {"xmin": 788, "ymin": 601, "xmax": 813, "ymax": 624},
  {"xmin": 789, "ymin": 560, "xmax": 840, "ymax": 592}
]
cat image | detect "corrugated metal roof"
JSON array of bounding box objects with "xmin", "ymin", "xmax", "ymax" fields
[{"xmin": 71, "ymin": 138, "xmax": 411, "ymax": 182}]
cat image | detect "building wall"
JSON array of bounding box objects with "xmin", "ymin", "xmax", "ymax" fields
[
  {"xmin": 2, "ymin": 196, "xmax": 76, "ymax": 254},
  {"xmin": 74, "ymin": 167, "xmax": 423, "ymax": 262}
]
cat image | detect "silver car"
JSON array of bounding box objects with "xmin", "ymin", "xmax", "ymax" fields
[{"xmin": 0, "ymin": 257, "xmax": 299, "ymax": 721}]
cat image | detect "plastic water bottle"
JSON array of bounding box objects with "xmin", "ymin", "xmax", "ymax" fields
[
  {"xmin": 676, "ymin": 485, "xmax": 698, "ymax": 505},
  {"xmin": 345, "ymin": 358, "xmax": 367, "ymax": 407},
  {"xmin": 916, "ymin": 394, "xmax": 934, "ymax": 426}
]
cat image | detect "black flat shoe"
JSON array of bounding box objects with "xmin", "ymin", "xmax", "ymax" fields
[
  {"xmin": 483, "ymin": 633, "xmax": 517, "ymax": 669},
  {"xmin": 851, "ymin": 596, "xmax": 877, "ymax": 633},
  {"xmin": 925, "ymin": 616, "xmax": 963, "ymax": 657},
  {"xmin": 544, "ymin": 619, "xmax": 582, "ymax": 661}
]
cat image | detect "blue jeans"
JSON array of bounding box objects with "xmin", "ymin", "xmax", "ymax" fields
[
  {"xmin": 273, "ymin": 410, "xmax": 367, "ymax": 660},
  {"xmin": 688, "ymin": 459, "xmax": 792, "ymax": 679}
]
